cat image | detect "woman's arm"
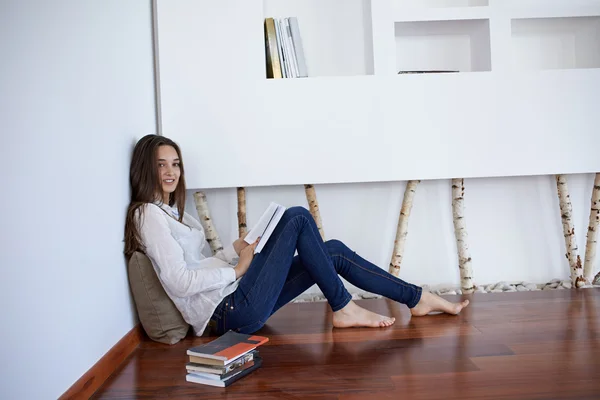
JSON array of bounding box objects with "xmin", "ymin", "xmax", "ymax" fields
[{"xmin": 138, "ymin": 204, "xmax": 237, "ymax": 298}]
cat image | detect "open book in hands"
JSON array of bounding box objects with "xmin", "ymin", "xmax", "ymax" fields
[{"xmin": 244, "ymin": 202, "xmax": 286, "ymax": 254}]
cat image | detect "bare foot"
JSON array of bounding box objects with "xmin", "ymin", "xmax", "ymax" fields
[
  {"xmin": 410, "ymin": 291, "xmax": 470, "ymax": 317},
  {"xmin": 333, "ymin": 301, "xmax": 395, "ymax": 328}
]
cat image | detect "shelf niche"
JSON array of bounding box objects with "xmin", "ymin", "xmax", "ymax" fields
[
  {"xmin": 394, "ymin": 0, "xmax": 488, "ymax": 7},
  {"xmin": 263, "ymin": 0, "xmax": 374, "ymax": 78},
  {"xmin": 511, "ymin": 16, "xmax": 600, "ymax": 71},
  {"xmin": 395, "ymin": 19, "xmax": 491, "ymax": 73}
]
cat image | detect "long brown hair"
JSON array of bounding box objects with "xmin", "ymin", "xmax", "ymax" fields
[{"xmin": 124, "ymin": 134, "xmax": 187, "ymax": 258}]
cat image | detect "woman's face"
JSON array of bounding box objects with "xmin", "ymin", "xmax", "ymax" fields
[{"xmin": 156, "ymin": 145, "xmax": 181, "ymax": 202}]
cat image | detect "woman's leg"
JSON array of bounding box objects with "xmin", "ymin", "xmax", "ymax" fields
[
  {"xmin": 268, "ymin": 255, "xmax": 317, "ymax": 315},
  {"xmin": 215, "ymin": 255, "xmax": 314, "ymax": 334},
  {"xmin": 322, "ymin": 239, "xmax": 469, "ymax": 317},
  {"xmin": 324, "ymin": 239, "xmax": 421, "ymax": 305},
  {"xmin": 268, "ymin": 239, "xmax": 469, "ymax": 324},
  {"xmin": 219, "ymin": 206, "xmax": 349, "ymax": 333},
  {"xmin": 224, "ymin": 206, "xmax": 394, "ymax": 333},
  {"xmin": 237, "ymin": 206, "xmax": 352, "ymax": 309},
  {"xmin": 219, "ymin": 206, "xmax": 467, "ymax": 334}
]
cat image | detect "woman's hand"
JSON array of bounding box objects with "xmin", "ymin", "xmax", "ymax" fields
[
  {"xmin": 233, "ymin": 232, "xmax": 250, "ymax": 256},
  {"xmin": 234, "ymin": 237, "xmax": 260, "ymax": 279}
]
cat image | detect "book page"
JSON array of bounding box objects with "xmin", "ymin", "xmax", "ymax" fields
[
  {"xmin": 244, "ymin": 202, "xmax": 286, "ymax": 253},
  {"xmin": 254, "ymin": 204, "xmax": 285, "ymax": 253},
  {"xmin": 244, "ymin": 202, "xmax": 278, "ymax": 245}
]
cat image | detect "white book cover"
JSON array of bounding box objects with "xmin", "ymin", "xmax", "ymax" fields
[
  {"xmin": 274, "ymin": 19, "xmax": 288, "ymax": 77},
  {"xmin": 284, "ymin": 18, "xmax": 299, "ymax": 78},
  {"xmin": 244, "ymin": 202, "xmax": 286, "ymax": 254},
  {"xmin": 289, "ymin": 17, "xmax": 307, "ymax": 77}
]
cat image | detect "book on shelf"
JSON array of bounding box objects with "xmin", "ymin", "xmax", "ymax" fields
[
  {"xmin": 185, "ymin": 330, "xmax": 268, "ymax": 387},
  {"xmin": 264, "ymin": 16, "xmax": 307, "ymax": 79},
  {"xmin": 244, "ymin": 202, "xmax": 286, "ymax": 254}
]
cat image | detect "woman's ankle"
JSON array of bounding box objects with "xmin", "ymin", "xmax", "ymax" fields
[
  {"xmin": 331, "ymin": 295, "xmax": 353, "ymax": 314},
  {"xmin": 334, "ymin": 300, "xmax": 356, "ymax": 314}
]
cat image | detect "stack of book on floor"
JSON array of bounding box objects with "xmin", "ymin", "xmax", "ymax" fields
[{"xmin": 185, "ymin": 330, "xmax": 268, "ymax": 387}]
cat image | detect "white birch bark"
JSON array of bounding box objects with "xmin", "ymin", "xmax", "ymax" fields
[
  {"xmin": 389, "ymin": 180, "xmax": 420, "ymax": 277},
  {"xmin": 237, "ymin": 187, "xmax": 247, "ymax": 238},
  {"xmin": 193, "ymin": 191, "xmax": 223, "ymax": 255},
  {"xmin": 304, "ymin": 184, "xmax": 325, "ymax": 240},
  {"xmin": 556, "ymin": 175, "xmax": 585, "ymax": 287},
  {"xmin": 583, "ymin": 173, "xmax": 600, "ymax": 283},
  {"xmin": 452, "ymin": 178, "xmax": 474, "ymax": 293}
]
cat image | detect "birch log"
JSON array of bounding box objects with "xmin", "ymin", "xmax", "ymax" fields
[
  {"xmin": 388, "ymin": 180, "xmax": 420, "ymax": 277},
  {"xmin": 304, "ymin": 184, "xmax": 325, "ymax": 240},
  {"xmin": 193, "ymin": 191, "xmax": 223, "ymax": 255},
  {"xmin": 452, "ymin": 178, "xmax": 475, "ymax": 293},
  {"xmin": 583, "ymin": 173, "xmax": 600, "ymax": 283},
  {"xmin": 556, "ymin": 175, "xmax": 586, "ymax": 288},
  {"xmin": 237, "ymin": 187, "xmax": 247, "ymax": 238}
]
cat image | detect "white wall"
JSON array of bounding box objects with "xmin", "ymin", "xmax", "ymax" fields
[
  {"xmin": 160, "ymin": 0, "xmax": 599, "ymax": 292},
  {"xmin": 0, "ymin": 1, "xmax": 156, "ymax": 399},
  {"xmin": 186, "ymin": 172, "xmax": 598, "ymax": 294},
  {"xmin": 0, "ymin": 0, "xmax": 596, "ymax": 398}
]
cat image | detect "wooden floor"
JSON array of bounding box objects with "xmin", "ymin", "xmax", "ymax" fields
[{"xmin": 93, "ymin": 289, "xmax": 600, "ymax": 399}]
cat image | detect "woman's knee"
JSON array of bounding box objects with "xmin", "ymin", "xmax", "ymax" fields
[
  {"xmin": 284, "ymin": 206, "xmax": 311, "ymax": 219},
  {"xmin": 324, "ymin": 239, "xmax": 349, "ymax": 255}
]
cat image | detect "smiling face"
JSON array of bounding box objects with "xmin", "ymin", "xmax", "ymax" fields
[{"xmin": 157, "ymin": 145, "xmax": 181, "ymax": 204}]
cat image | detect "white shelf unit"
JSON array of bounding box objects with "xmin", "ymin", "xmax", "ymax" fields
[
  {"xmin": 153, "ymin": 0, "xmax": 600, "ymax": 189},
  {"xmin": 511, "ymin": 16, "xmax": 600, "ymax": 71},
  {"xmin": 262, "ymin": 0, "xmax": 600, "ymax": 78}
]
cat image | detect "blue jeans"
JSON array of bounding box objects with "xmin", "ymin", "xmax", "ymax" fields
[{"xmin": 210, "ymin": 206, "xmax": 422, "ymax": 334}]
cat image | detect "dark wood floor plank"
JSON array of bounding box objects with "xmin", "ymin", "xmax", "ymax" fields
[
  {"xmin": 391, "ymin": 370, "xmax": 599, "ymax": 400},
  {"xmin": 92, "ymin": 288, "xmax": 600, "ymax": 399}
]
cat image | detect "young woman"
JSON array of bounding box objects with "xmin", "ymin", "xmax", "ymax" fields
[{"xmin": 124, "ymin": 134, "xmax": 469, "ymax": 336}]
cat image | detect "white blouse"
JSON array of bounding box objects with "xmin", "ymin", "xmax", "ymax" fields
[{"xmin": 137, "ymin": 202, "xmax": 240, "ymax": 335}]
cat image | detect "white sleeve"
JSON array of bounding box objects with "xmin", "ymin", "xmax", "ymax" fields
[
  {"xmin": 183, "ymin": 211, "xmax": 238, "ymax": 264},
  {"xmin": 138, "ymin": 205, "xmax": 237, "ymax": 298},
  {"xmin": 214, "ymin": 244, "xmax": 239, "ymax": 265}
]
